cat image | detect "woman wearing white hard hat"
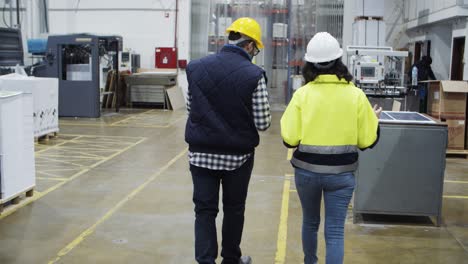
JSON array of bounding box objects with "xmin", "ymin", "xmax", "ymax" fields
[{"xmin": 281, "ymin": 32, "xmax": 381, "ymax": 264}]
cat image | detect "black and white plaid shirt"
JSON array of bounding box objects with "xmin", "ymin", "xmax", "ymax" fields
[{"xmin": 186, "ymin": 76, "xmax": 271, "ymax": 170}]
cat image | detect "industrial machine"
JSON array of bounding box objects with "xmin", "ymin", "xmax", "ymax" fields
[
  {"xmin": 125, "ymin": 69, "xmax": 177, "ymax": 108},
  {"xmin": 354, "ymin": 111, "xmax": 447, "ymax": 226},
  {"xmin": 119, "ymin": 50, "xmax": 132, "ymax": 72},
  {"xmin": 34, "ymin": 34, "xmax": 122, "ymax": 118},
  {"xmin": 0, "ymin": 27, "xmax": 24, "ymax": 75},
  {"xmin": 347, "ymin": 46, "xmax": 408, "ymax": 97}
]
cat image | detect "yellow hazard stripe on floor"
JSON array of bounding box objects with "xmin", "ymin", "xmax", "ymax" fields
[
  {"xmin": 445, "ymin": 180, "xmax": 468, "ymax": 184},
  {"xmin": 0, "ymin": 137, "xmax": 146, "ymax": 221},
  {"xmin": 48, "ymin": 147, "xmax": 188, "ymax": 264},
  {"xmin": 275, "ymin": 175, "xmax": 291, "ymax": 264},
  {"xmin": 287, "ymin": 149, "xmax": 293, "ymax": 161},
  {"xmin": 443, "ymin": 195, "xmax": 468, "ymax": 199},
  {"xmin": 36, "ymin": 177, "xmax": 68, "ymax": 181}
]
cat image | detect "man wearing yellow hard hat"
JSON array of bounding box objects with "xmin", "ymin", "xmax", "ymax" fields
[{"xmin": 185, "ymin": 17, "xmax": 270, "ymax": 264}]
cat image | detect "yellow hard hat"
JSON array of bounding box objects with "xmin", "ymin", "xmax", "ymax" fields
[{"xmin": 226, "ymin": 17, "xmax": 264, "ymax": 49}]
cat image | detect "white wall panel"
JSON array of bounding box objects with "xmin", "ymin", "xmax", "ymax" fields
[
  {"xmin": 409, "ymin": 0, "xmax": 417, "ymax": 21},
  {"xmin": 430, "ymin": 24, "xmax": 452, "ymax": 80},
  {"xmin": 444, "ymin": 0, "xmax": 458, "ymax": 8},
  {"xmin": 47, "ymin": 0, "xmax": 192, "ymax": 71}
]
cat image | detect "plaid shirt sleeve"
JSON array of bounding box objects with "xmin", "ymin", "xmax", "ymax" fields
[{"xmin": 252, "ymin": 76, "xmax": 271, "ymax": 131}]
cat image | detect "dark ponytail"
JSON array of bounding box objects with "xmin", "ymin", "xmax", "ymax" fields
[{"xmin": 302, "ymin": 59, "xmax": 354, "ymax": 84}]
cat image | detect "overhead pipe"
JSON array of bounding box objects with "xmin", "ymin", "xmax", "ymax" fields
[
  {"xmin": 174, "ymin": 0, "xmax": 179, "ymax": 71},
  {"xmin": 16, "ymin": 0, "xmax": 21, "ymax": 28},
  {"xmin": 174, "ymin": 0, "xmax": 178, "ymax": 48}
]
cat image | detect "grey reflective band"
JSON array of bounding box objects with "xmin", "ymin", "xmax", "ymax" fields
[
  {"xmin": 298, "ymin": 145, "xmax": 358, "ymax": 155},
  {"xmin": 291, "ymin": 158, "xmax": 358, "ymax": 174}
]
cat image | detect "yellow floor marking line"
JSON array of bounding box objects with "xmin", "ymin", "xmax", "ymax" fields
[
  {"xmin": 289, "ymin": 189, "xmax": 297, "ymax": 193},
  {"xmin": 36, "ymin": 177, "xmax": 68, "ymax": 181},
  {"xmin": 47, "ymin": 146, "xmax": 123, "ymax": 152},
  {"xmin": 48, "ymin": 147, "xmax": 188, "ymax": 264},
  {"xmin": 443, "ymin": 195, "xmax": 468, "ymax": 199},
  {"xmin": 62, "ymin": 133, "xmax": 146, "ymax": 139},
  {"xmin": 287, "ymin": 149, "xmax": 293, "ymax": 161},
  {"xmin": 38, "ymin": 155, "xmax": 103, "ymax": 160},
  {"xmin": 36, "ymin": 157, "xmax": 88, "ymax": 168},
  {"xmin": 112, "ymin": 123, "xmax": 172, "ymax": 128},
  {"xmin": 36, "ymin": 171, "xmax": 66, "ymax": 178},
  {"xmin": 109, "ymin": 109, "xmax": 154, "ymax": 126},
  {"xmin": 445, "ymin": 180, "xmax": 468, "ymax": 184},
  {"xmin": 34, "ymin": 135, "xmax": 84, "ymax": 153},
  {"xmin": 40, "ymin": 168, "xmax": 81, "ymax": 172},
  {"xmin": 275, "ymin": 175, "xmax": 292, "ymax": 264},
  {"xmin": 67, "ymin": 139, "xmax": 137, "ymax": 144},
  {"xmin": 35, "ymin": 140, "xmax": 74, "ymax": 155},
  {"xmin": 0, "ymin": 137, "xmax": 147, "ymax": 221},
  {"xmin": 38, "ymin": 156, "xmax": 103, "ymax": 162},
  {"xmin": 58, "ymin": 122, "xmax": 109, "ymax": 127},
  {"xmin": 60, "ymin": 110, "xmax": 185, "ymax": 129},
  {"xmin": 60, "ymin": 120, "xmax": 171, "ymax": 128}
]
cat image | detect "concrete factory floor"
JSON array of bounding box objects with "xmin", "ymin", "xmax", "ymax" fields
[{"xmin": 0, "ymin": 109, "xmax": 467, "ymax": 264}]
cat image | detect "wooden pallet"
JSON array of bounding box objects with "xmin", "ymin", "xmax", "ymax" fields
[
  {"xmin": 446, "ymin": 149, "xmax": 468, "ymax": 159},
  {"xmin": 34, "ymin": 132, "xmax": 59, "ymax": 143},
  {"xmin": 0, "ymin": 188, "xmax": 34, "ymax": 213}
]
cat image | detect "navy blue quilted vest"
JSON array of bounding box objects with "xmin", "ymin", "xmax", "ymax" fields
[{"xmin": 185, "ymin": 45, "xmax": 265, "ymax": 155}]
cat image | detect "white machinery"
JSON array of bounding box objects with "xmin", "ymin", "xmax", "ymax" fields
[
  {"xmin": 0, "ymin": 74, "xmax": 59, "ymax": 138},
  {"xmin": 118, "ymin": 50, "xmax": 133, "ymax": 72},
  {"xmin": 347, "ymin": 46, "xmax": 408, "ymax": 97},
  {"xmin": 0, "ymin": 91, "xmax": 35, "ymax": 210}
]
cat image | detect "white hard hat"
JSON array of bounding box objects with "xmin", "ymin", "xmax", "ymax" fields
[{"xmin": 304, "ymin": 32, "xmax": 343, "ymax": 63}]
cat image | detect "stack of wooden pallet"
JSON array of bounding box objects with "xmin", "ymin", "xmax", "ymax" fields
[{"xmin": 102, "ymin": 70, "xmax": 130, "ymax": 109}]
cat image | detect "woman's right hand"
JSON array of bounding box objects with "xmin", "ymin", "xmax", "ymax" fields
[{"xmin": 373, "ymin": 104, "xmax": 383, "ymax": 118}]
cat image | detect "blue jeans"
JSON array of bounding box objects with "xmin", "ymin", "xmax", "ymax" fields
[{"xmin": 294, "ymin": 168, "xmax": 355, "ymax": 264}]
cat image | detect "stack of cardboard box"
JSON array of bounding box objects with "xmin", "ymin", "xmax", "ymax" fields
[{"xmin": 424, "ymin": 80, "xmax": 468, "ymax": 150}]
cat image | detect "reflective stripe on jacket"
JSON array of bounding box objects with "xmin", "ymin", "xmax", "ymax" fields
[{"xmin": 281, "ymin": 74, "xmax": 379, "ymax": 174}]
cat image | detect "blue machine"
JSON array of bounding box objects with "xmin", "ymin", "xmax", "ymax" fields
[{"xmin": 27, "ymin": 39, "xmax": 48, "ymax": 55}]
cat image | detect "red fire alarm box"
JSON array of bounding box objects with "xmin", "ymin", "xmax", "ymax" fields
[
  {"xmin": 155, "ymin": 47, "xmax": 178, "ymax": 68},
  {"xmin": 178, "ymin": 59, "xmax": 187, "ymax": 69}
]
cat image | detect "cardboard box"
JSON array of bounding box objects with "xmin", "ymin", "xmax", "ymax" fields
[
  {"xmin": 425, "ymin": 80, "xmax": 468, "ymax": 120},
  {"xmin": 447, "ymin": 119, "xmax": 466, "ymax": 149},
  {"xmin": 424, "ymin": 80, "xmax": 468, "ymax": 149}
]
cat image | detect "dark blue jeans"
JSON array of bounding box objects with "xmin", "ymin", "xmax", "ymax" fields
[
  {"xmin": 190, "ymin": 156, "xmax": 254, "ymax": 264},
  {"xmin": 294, "ymin": 168, "xmax": 355, "ymax": 264}
]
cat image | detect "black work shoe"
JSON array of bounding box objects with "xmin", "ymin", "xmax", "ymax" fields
[{"xmin": 239, "ymin": 256, "xmax": 252, "ymax": 264}]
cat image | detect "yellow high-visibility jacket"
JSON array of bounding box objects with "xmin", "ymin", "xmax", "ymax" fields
[{"xmin": 281, "ymin": 74, "xmax": 379, "ymax": 174}]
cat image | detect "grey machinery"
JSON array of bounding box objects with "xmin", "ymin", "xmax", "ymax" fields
[
  {"xmin": 125, "ymin": 70, "xmax": 177, "ymax": 108},
  {"xmin": 34, "ymin": 34, "xmax": 122, "ymax": 118},
  {"xmin": 0, "ymin": 27, "xmax": 24, "ymax": 75},
  {"xmin": 353, "ymin": 111, "xmax": 448, "ymax": 226}
]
